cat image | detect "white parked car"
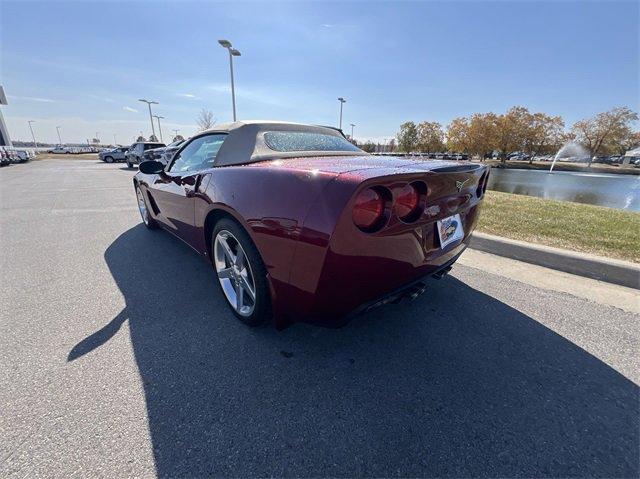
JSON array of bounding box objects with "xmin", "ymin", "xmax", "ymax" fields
[{"xmin": 48, "ymin": 146, "xmax": 73, "ymax": 154}]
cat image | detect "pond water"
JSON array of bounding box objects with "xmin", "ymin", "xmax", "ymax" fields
[{"xmin": 487, "ymin": 168, "xmax": 640, "ymax": 212}]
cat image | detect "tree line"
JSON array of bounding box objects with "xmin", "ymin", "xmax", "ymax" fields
[{"xmin": 393, "ymin": 106, "xmax": 639, "ymax": 164}]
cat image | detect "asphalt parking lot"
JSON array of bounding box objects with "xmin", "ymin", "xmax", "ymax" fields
[{"xmin": 1, "ymin": 159, "xmax": 638, "ymax": 478}]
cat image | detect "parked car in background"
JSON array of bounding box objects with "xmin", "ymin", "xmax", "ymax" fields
[
  {"xmin": 0, "ymin": 148, "xmax": 10, "ymax": 166},
  {"xmin": 2, "ymin": 148, "xmax": 30, "ymax": 163},
  {"xmin": 508, "ymin": 152, "xmax": 531, "ymax": 161},
  {"xmin": 15, "ymin": 150, "xmax": 30, "ymax": 163},
  {"xmin": 125, "ymin": 141, "xmax": 165, "ymax": 168},
  {"xmin": 99, "ymin": 146, "xmax": 129, "ymax": 163},
  {"xmin": 48, "ymin": 146, "xmax": 73, "ymax": 154},
  {"xmin": 158, "ymin": 139, "xmax": 185, "ymax": 165},
  {"xmin": 141, "ymin": 146, "xmax": 166, "ymax": 163}
]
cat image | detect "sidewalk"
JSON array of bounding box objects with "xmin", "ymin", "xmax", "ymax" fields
[{"xmin": 468, "ymin": 232, "xmax": 640, "ymax": 289}]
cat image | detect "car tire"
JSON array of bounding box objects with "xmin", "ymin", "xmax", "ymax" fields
[
  {"xmin": 211, "ymin": 218, "xmax": 271, "ymax": 327},
  {"xmin": 104, "ymin": 156, "xmax": 114, "ymax": 163},
  {"xmin": 135, "ymin": 186, "xmax": 158, "ymax": 229},
  {"xmin": 127, "ymin": 159, "xmax": 133, "ymax": 168}
]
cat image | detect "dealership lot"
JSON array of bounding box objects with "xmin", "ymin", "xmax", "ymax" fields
[{"xmin": 1, "ymin": 159, "xmax": 638, "ymax": 477}]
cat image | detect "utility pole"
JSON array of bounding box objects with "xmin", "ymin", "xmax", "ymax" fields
[
  {"xmin": 138, "ymin": 99, "xmax": 158, "ymax": 138},
  {"xmin": 56, "ymin": 126, "xmax": 62, "ymax": 145},
  {"xmin": 113, "ymin": 133, "xmax": 117, "ymax": 146},
  {"xmin": 350, "ymin": 123, "xmax": 355, "ymax": 140},
  {"xmin": 153, "ymin": 115, "xmax": 165, "ymax": 142},
  {"xmin": 218, "ymin": 39, "xmax": 241, "ymax": 121},
  {"xmin": 27, "ymin": 120, "xmax": 37, "ymax": 148},
  {"xmin": 337, "ymin": 97, "xmax": 346, "ymax": 130}
]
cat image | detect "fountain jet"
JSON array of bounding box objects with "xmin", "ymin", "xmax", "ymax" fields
[{"xmin": 550, "ymin": 142, "xmax": 590, "ymax": 173}]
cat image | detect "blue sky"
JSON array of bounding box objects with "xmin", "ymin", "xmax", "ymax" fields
[{"xmin": 1, "ymin": 1, "xmax": 638, "ymax": 144}]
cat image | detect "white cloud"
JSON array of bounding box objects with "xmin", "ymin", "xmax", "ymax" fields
[
  {"xmin": 321, "ymin": 24, "xmax": 334, "ymax": 28},
  {"xmin": 8, "ymin": 95, "xmax": 56, "ymax": 103},
  {"xmin": 123, "ymin": 106, "xmax": 138, "ymax": 113},
  {"xmin": 178, "ymin": 93, "xmax": 198, "ymax": 99}
]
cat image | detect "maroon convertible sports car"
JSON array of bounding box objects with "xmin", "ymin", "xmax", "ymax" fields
[{"xmin": 134, "ymin": 121, "xmax": 489, "ymax": 329}]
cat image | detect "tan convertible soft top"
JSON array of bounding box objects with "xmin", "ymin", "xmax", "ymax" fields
[{"xmin": 197, "ymin": 120, "xmax": 366, "ymax": 167}]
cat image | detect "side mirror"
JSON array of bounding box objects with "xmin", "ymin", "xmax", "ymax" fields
[{"xmin": 139, "ymin": 160, "xmax": 165, "ymax": 174}]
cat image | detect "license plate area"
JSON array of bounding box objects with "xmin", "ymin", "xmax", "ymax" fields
[{"xmin": 437, "ymin": 213, "xmax": 464, "ymax": 249}]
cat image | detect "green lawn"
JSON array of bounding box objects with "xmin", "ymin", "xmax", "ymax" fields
[{"xmin": 478, "ymin": 191, "xmax": 640, "ymax": 263}]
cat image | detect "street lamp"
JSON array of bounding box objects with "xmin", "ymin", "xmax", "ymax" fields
[
  {"xmin": 138, "ymin": 99, "xmax": 159, "ymax": 138},
  {"xmin": 56, "ymin": 126, "xmax": 62, "ymax": 145},
  {"xmin": 27, "ymin": 120, "xmax": 37, "ymax": 148},
  {"xmin": 153, "ymin": 115, "xmax": 165, "ymax": 142},
  {"xmin": 337, "ymin": 97, "xmax": 346, "ymax": 130},
  {"xmin": 218, "ymin": 39, "xmax": 241, "ymax": 121},
  {"xmin": 113, "ymin": 134, "xmax": 117, "ymax": 146},
  {"xmin": 350, "ymin": 123, "xmax": 355, "ymax": 140},
  {"xmin": 95, "ymin": 132, "xmax": 100, "ymax": 145}
]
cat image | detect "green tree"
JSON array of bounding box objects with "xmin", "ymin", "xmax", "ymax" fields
[
  {"xmin": 501, "ymin": 107, "xmax": 530, "ymax": 162},
  {"xmin": 396, "ymin": 121, "xmax": 419, "ymax": 152},
  {"xmin": 523, "ymin": 113, "xmax": 565, "ymax": 163},
  {"xmin": 467, "ymin": 113, "xmax": 499, "ymax": 159},
  {"xmin": 446, "ymin": 117, "xmax": 470, "ymax": 153},
  {"xmin": 417, "ymin": 121, "xmax": 445, "ymax": 152},
  {"xmin": 360, "ymin": 141, "xmax": 377, "ymax": 153}
]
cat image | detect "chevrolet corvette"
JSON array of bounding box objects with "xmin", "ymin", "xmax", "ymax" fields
[{"xmin": 134, "ymin": 121, "xmax": 489, "ymax": 328}]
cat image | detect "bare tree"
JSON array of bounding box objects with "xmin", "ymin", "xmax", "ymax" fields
[{"xmin": 196, "ymin": 109, "xmax": 216, "ymax": 131}]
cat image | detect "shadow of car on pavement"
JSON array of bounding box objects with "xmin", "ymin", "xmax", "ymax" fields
[{"xmin": 69, "ymin": 224, "xmax": 639, "ymax": 478}]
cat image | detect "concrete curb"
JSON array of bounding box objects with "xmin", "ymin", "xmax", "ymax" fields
[{"xmin": 468, "ymin": 232, "xmax": 640, "ymax": 290}]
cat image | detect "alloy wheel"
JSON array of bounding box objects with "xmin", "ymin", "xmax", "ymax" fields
[
  {"xmin": 214, "ymin": 230, "xmax": 256, "ymax": 317},
  {"xmin": 136, "ymin": 188, "xmax": 149, "ymax": 225}
]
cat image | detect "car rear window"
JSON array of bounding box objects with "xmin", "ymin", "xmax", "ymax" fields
[
  {"xmin": 263, "ymin": 131, "xmax": 361, "ymax": 153},
  {"xmin": 144, "ymin": 143, "xmax": 165, "ymax": 150}
]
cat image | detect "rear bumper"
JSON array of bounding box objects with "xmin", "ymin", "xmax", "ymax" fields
[
  {"xmin": 277, "ymin": 201, "xmax": 479, "ymax": 328},
  {"xmin": 295, "ymin": 235, "xmax": 471, "ymax": 328},
  {"xmin": 350, "ymin": 248, "xmax": 462, "ymax": 317}
]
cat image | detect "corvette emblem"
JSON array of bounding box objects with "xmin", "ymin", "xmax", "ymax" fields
[{"xmin": 455, "ymin": 179, "xmax": 468, "ymax": 192}]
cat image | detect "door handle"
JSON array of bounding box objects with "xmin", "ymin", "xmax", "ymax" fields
[{"xmin": 186, "ymin": 174, "xmax": 202, "ymax": 198}]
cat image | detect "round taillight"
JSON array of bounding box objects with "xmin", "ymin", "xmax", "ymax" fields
[
  {"xmin": 394, "ymin": 184, "xmax": 420, "ymax": 220},
  {"xmin": 353, "ymin": 188, "xmax": 385, "ymax": 230}
]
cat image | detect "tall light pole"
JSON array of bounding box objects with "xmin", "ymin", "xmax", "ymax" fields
[
  {"xmin": 138, "ymin": 99, "xmax": 158, "ymax": 138},
  {"xmin": 153, "ymin": 115, "xmax": 165, "ymax": 142},
  {"xmin": 218, "ymin": 39, "xmax": 241, "ymax": 122},
  {"xmin": 350, "ymin": 123, "xmax": 355, "ymax": 140},
  {"xmin": 56, "ymin": 126, "xmax": 62, "ymax": 145},
  {"xmin": 113, "ymin": 133, "xmax": 117, "ymax": 146},
  {"xmin": 27, "ymin": 120, "xmax": 37, "ymax": 148},
  {"xmin": 95, "ymin": 132, "xmax": 100, "ymax": 145},
  {"xmin": 338, "ymin": 97, "xmax": 346, "ymax": 130},
  {"xmin": 172, "ymin": 129, "xmax": 179, "ymax": 139}
]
